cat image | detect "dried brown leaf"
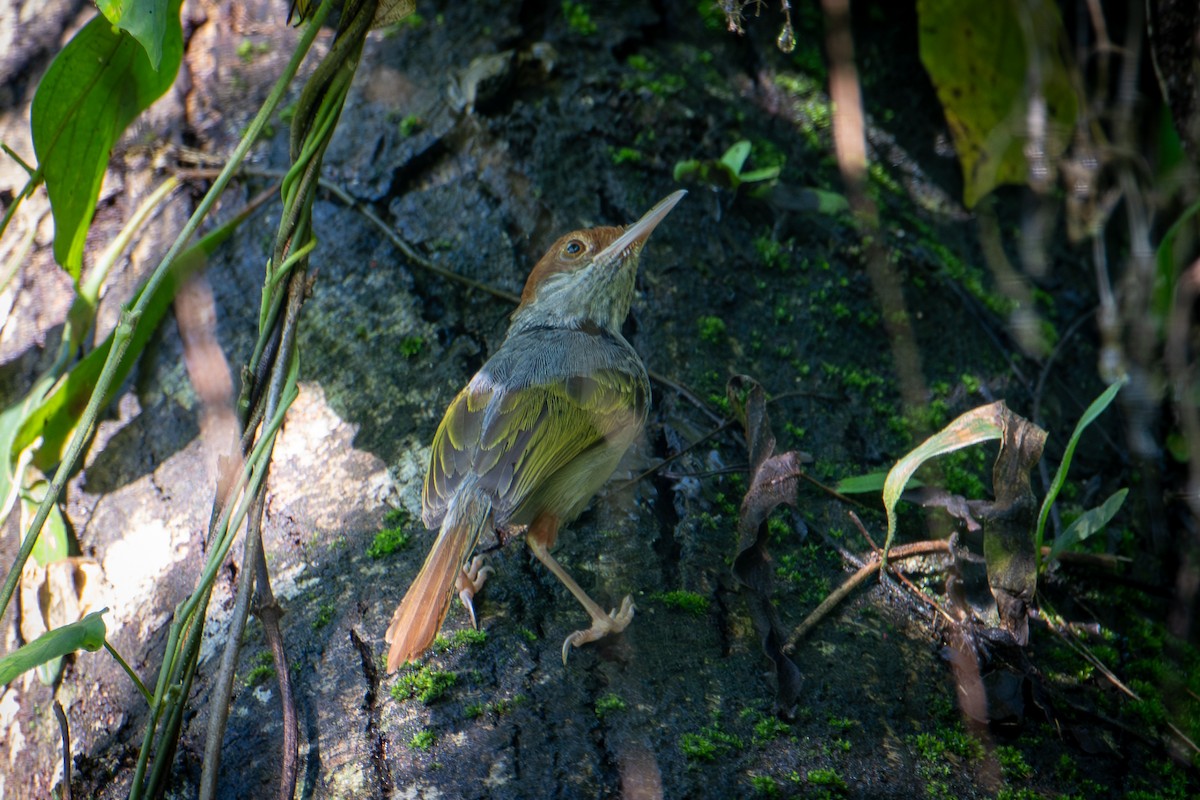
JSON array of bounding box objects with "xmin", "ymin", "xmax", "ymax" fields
[{"xmin": 727, "ymin": 375, "xmax": 803, "ymax": 714}]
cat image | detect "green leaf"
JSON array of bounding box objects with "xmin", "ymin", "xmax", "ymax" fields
[
  {"xmin": 0, "ymin": 376, "xmax": 53, "ymax": 527},
  {"xmin": 720, "ymin": 140, "xmax": 751, "ymax": 175},
  {"xmin": 917, "ymin": 0, "xmax": 1077, "ymax": 207},
  {"xmin": 738, "ymin": 166, "xmax": 781, "ymax": 184},
  {"xmin": 812, "ymin": 189, "xmax": 850, "ymax": 215},
  {"xmin": 95, "ymin": 0, "xmax": 172, "ymax": 70},
  {"xmin": 31, "ymin": 1, "xmax": 182, "ymax": 277},
  {"xmin": 836, "ymin": 471, "xmax": 889, "ymax": 494},
  {"xmin": 15, "ymin": 222, "xmax": 231, "ymax": 469},
  {"xmin": 1035, "ymin": 377, "xmax": 1126, "ymax": 570},
  {"xmin": 21, "ymin": 478, "xmax": 70, "ymax": 567},
  {"xmin": 836, "ymin": 472, "xmax": 925, "ymax": 495},
  {"xmin": 882, "ymin": 402, "xmax": 1006, "ymax": 556},
  {"xmin": 1047, "ymin": 488, "xmax": 1127, "ymax": 564},
  {"xmin": 0, "ymin": 609, "xmax": 107, "ymax": 687},
  {"xmin": 1152, "ymin": 196, "xmax": 1200, "ymax": 329}
]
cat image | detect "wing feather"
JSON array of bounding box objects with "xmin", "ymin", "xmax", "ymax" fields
[{"xmin": 422, "ymin": 366, "xmax": 646, "ymax": 528}]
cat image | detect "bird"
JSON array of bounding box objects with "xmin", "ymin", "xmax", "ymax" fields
[{"xmin": 385, "ymin": 190, "xmax": 686, "ymax": 673}]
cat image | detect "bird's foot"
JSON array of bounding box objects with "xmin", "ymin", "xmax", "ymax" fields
[
  {"xmin": 561, "ymin": 595, "xmax": 635, "ymax": 665},
  {"xmin": 456, "ymin": 556, "xmax": 493, "ymax": 629}
]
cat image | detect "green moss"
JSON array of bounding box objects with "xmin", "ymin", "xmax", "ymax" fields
[
  {"xmin": 243, "ymin": 663, "xmax": 275, "ymax": 687},
  {"xmin": 487, "ymin": 694, "xmax": 526, "ymax": 716},
  {"xmin": 397, "ymin": 114, "xmax": 423, "ymax": 137},
  {"xmin": 609, "ymin": 146, "xmax": 643, "ymax": 165},
  {"xmin": 561, "ymin": 1, "xmax": 597, "ymax": 35},
  {"xmin": 827, "ymin": 715, "xmax": 855, "ymax": 733},
  {"xmin": 807, "ymin": 768, "xmax": 847, "ymax": 792},
  {"xmin": 750, "ymin": 774, "xmax": 780, "ymax": 796},
  {"xmin": 236, "ymin": 39, "xmax": 270, "ymax": 63},
  {"xmin": 753, "ymin": 716, "xmax": 789, "ymax": 743},
  {"xmin": 679, "ymin": 732, "xmax": 718, "ymax": 761},
  {"xmin": 517, "ymin": 626, "xmax": 538, "ymax": 643},
  {"xmin": 627, "ymin": 53, "xmax": 653, "ymax": 72},
  {"xmin": 432, "ymin": 628, "xmax": 487, "ymax": 653},
  {"xmin": 679, "ymin": 720, "xmax": 743, "ymax": 761},
  {"xmin": 409, "ymin": 729, "xmax": 435, "ymax": 750},
  {"xmin": 392, "ymin": 667, "xmax": 457, "ymax": 704},
  {"xmin": 776, "ymin": 542, "xmax": 832, "ymax": 604},
  {"xmin": 464, "ymin": 702, "xmax": 485, "ymax": 719},
  {"xmin": 399, "ymin": 335, "xmax": 425, "ymax": 358},
  {"xmin": 653, "ymin": 590, "xmax": 710, "ymax": 616},
  {"xmin": 312, "ymin": 602, "xmax": 336, "ymax": 631},
  {"xmin": 995, "ymin": 789, "xmax": 1039, "ymax": 800},
  {"xmin": 995, "ymin": 745, "xmax": 1032, "ymax": 780},
  {"xmin": 367, "ymin": 526, "xmax": 410, "ymax": 559},
  {"xmin": 697, "ymin": 315, "xmax": 727, "ymax": 344},
  {"xmin": 621, "ymin": 53, "xmax": 685, "ymax": 96},
  {"xmin": 594, "ymin": 693, "xmax": 627, "ymax": 719}
]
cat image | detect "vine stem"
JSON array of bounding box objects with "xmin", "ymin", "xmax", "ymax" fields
[{"xmin": 0, "ymin": 0, "xmax": 331, "ymax": 625}]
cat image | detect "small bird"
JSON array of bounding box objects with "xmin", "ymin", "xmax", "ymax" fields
[{"xmin": 385, "ymin": 190, "xmax": 686, "ymax": 672}]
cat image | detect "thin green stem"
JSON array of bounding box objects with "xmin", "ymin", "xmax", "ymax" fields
[
  {"xmin": 82, "ymin": 176, "xmax": 180, "ymax": 305},
  {"xmin": 1, "ymin": 143, "xmax": 36, "ymax": 176},
  {"xmin": 268, "ymin": 238, "xmax": 316, "ymax": 291},
  {"xmin": 103, "ymin": 640, "xmax": 153, "ymax": 705},
  {"xmin": 0, "ymin": 0, "xmax": 327, "ymax": 622},
  {"xmin": 121, "ymin": 1, "xmax": 334, "ymax": 794},
  {"xmin": 0, "ymin": 306, "xmax": 140, "ymax": 620}
]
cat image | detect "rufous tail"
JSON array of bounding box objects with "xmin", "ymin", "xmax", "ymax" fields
[{"xmin": 385, "ymin": 488, "xmax": 491, "ymax": 673}]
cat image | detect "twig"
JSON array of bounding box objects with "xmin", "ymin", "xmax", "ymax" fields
[
  {"xmin": 199, "ymin": 491, "xmax": 263, "ymax": 800},
  {"xmin": 784, "ymin": 537, "xmax": 950, "ymax": 652},
  {"xmin": 1037, "ymin": 605, "xmax": 1200, "ymax": 757},
  {"xmin": 254, "ymin": 520, "xmax": 298, "ymax": 800},
  {"xmin": 53, "ymin": 701, "xmax": 71, "ymax": 800}
]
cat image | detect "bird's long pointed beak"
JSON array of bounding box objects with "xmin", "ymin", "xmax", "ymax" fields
[{"xmin": 596, "ymin": 190, "xmax": 687, "ymax": 264}]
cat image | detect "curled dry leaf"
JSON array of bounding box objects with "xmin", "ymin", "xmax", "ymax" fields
[
  {"xmin": 727, "ymin": 375, "xmax": 803, "ymax": 715},
  {"xmin": 980, "ymin": 406, "xmax": 1046, "ymax": 646}
]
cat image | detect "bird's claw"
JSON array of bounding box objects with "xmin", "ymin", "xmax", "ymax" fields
[
  {"xmin": 561, "ymin": 595, "xmax": 635, "ymax": 665},
  {"xmin": 456, "ymin": 556, "xmax": 493, "ymax": 629}
]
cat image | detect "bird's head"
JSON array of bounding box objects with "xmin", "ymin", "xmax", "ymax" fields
[{"xmin": 511, "ymin": 190, "xmax": 685, "ymax": 333}]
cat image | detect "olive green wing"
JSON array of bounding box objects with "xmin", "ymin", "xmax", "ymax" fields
[{"xmin": 422, "ymin": 369, "xmax": 647, "ymax": 526}]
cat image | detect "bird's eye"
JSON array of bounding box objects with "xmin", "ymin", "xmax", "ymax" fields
[{"xmin": 563, "ymin": 239, "xmax": 585, "ymax": 258}]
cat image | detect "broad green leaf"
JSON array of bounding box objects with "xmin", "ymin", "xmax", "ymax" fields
[
  {"xmin": 1047, "ymin": 488, "xmax": 1128, "ymax": 564},
  {"xmin": 95, "ymin": 0, "xmax": 171, "ymax": 70},
  {"xmin": 0, "ymin": 609, "xmax": 107, "ymax": 687},
  {"xmin": 1034, "ymin": 376, "xmax": 1126, "ymax": 570},
  {"xmin": 31, "ymin": 0, "xmax": 182, "ymax": 277},
  {"xmin": 882, "ymin": 401, "xmax": 1006, "ymax": 556},
  {"xmin": 917, "ymin": 0, "xmax": 1077, "ymax": 207}
]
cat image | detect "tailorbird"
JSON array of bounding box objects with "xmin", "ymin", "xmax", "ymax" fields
[{"xmin": 385, "ymin": 190, "xmax": 686, "ymax": 672}]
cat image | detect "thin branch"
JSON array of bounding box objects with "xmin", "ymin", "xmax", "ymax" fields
[{"xmin": 784, "ymin": 538, "xmax": 950, "ymax": 652}]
